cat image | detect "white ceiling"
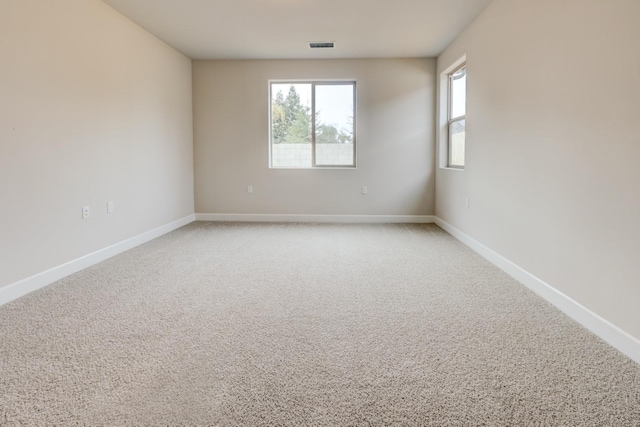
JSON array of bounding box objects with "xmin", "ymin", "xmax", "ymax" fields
[{"xmin": 101, "ymin": 0, "xmax": 493, "ymax": 60}]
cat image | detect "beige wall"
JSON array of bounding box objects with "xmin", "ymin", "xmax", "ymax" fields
[
  {"xmin": 0, "ymin": 0, "xmax": 194, "ymax": 289},
  {"xmin": 193, "ymin": 59, "xmax": 435, "ymax": 216},
  {"xmin": 436, "ymin": 0, "xmax": 640, "ymax": 340}
]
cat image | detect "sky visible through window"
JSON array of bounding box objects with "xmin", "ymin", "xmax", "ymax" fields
[
  {"xmin": 451, "ymin": 68, "xmax": 466, "ymax": 118},
  {"xmin": 316, "ymin": 85, "xmax": 353, "ymax": 135},
  {"xmin": 451, "ymin": 68, "xmax": 467, "ymax": 119},
  {"xmin": 272, "ymin": 83, "xmax": 353, "ymax": 135}
]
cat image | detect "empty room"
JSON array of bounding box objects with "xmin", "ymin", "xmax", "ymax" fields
[{"xmin": 1, "ymin": 0, "xmax": 639, "ymax": 424}]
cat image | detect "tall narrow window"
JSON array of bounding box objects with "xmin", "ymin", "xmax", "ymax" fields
[
  {"xmin": 270, "ymin": 81, "xmax": 356, "ymax": 168},
  {"xmin": 448, "ymin": 65, "xmax": 466, "ymax": 168}
]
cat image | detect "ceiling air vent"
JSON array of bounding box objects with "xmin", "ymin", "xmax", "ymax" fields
[{"xmin": 309, "ymin": 42, "xmax": 335, "ymax": 49}]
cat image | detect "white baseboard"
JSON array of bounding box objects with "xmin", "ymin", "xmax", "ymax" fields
[
  {"xmin": 7, "ymin": 212, "xmax": 635, "ymax": 364},
  {"xmin": 196, "ymin": 213, "xmax": 436, "ymax": 224},
  {"xmin": 0, "ymin": 214, "xmax": 196, "ymax": 307},
  {"xmin": 434, "ymin": 217, "xmax": 640, "ymax": 365}
]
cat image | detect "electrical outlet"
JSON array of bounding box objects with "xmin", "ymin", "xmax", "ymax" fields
[
  {"xmin": 362, "ymin": 186, "xmax": 368, "ymax": 195},
  {"xmin": 107, "ymin": 201, "xmax": 114, "ymax": 214},
  {"xmin": 82, "ymin": 206, "xmax": 90, "ymax": 219},
  {"xmin": 248, "ymin": 185, "xmax": 253, "ymax": 194},
  {"xmin": 465, "ymin": 197, "xmax": 470, "ymax": 208}
]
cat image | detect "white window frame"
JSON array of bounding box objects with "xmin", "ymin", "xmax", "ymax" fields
[
  {"xmin": 447, "ymin": 63, "xmax": 466, "ymax": 169},
  {"xmin": 268, "ymin": 80, "xmax": 357, "ymax": 169}
]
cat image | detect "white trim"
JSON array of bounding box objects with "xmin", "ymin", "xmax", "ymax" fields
[
  {"xmin": 434, "ymin": 217, "xmax": 640, "ymax": 365},
  {"xmin": 0, "ymin": 214, "xmax": 196, "ymax": 307},
  {"xmin": 4, "ymin": 212, "xmax": 636, "ymax": 364},
  {"xmin": 196, "ymin": 213, "xmax": 435, "ymax": 224}
]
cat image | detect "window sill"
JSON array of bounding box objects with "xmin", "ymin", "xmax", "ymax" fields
[{"xmin": 269, "ymin": 166, "xmax": 358, "ymax": 170}]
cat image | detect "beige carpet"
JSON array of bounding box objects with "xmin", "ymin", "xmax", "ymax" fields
[{"xmin": 1, "ymin": 222, "xmax": 639, "ymax": 425}]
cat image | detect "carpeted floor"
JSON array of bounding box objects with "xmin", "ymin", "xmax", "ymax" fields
[{"xmin": 0, "ymin": 222, "xmax": 639, "ymax": 425}]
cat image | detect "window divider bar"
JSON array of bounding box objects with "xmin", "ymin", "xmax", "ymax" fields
[{"xmin": 448, "ymin": 114, "xmax": 466, "ymax": 125}]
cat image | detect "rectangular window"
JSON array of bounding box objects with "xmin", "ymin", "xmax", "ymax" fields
[
  {"xmin": 448, "ymin": 64, "xmax": 466, "ymax": 168},
  {"xmin": 270, "ymin": 81, "xmax": 356, "ymax": 168}
]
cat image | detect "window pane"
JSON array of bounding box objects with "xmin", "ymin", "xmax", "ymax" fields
[
  {"xmin": 314, "ymin": 84, "xmax": 355, "ymax": 166},
  {"xmin": 449, "ymin": 119, "xmax": 465, "ymax": 167},
  {"xmin": 271, "ymin": 83, "xmax": 312, "ymax": 167},
  {"xmin": 450, "ymin": 67, "xmax": 466, "ymax": 119}
]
